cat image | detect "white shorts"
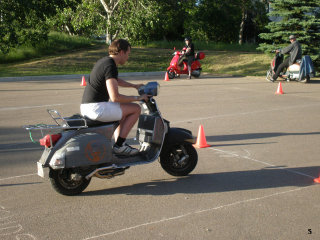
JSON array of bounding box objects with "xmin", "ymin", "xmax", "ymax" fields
[{"xmin": 80, "ymin": 102, "xmax": 122, "ymax": 122}]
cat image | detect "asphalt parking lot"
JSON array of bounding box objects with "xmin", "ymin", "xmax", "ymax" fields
[{"xmin": 0, "ymin": 74, "xmax": 319, "ymax": 239}]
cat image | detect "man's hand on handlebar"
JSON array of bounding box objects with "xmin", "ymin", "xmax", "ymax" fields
[
  {"xmin": 138, "ymin": 94, "xmax": 151, "ymax": 102},
  {"xmin": 134, "ymin": 84, "xmax": 144, "ymax": 90}
]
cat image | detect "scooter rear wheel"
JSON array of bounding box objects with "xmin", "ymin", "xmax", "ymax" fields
[
  {"xmin": 50, "ymin": 169, "xmax": 91, "ymax": 196},
  {"xmin": 298, "ymin": 75, "xmax": 310, "ymax": 83},
  {"xmin": 191, "ymin": 69, "xmax": 201, "ymax": 78},
  {"xmin": 160, "ymin": 144, "xmax": 198, "ymax": 176}
]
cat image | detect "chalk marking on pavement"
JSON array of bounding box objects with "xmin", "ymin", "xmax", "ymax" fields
[
  {"xmin": 83, "ymin": 187, "xmax": 312, "ymax": 240},
  {"xmin": 0, "ymin": 205, "xmax": 37, "ymax": 239},
  {"xmin": 210, "ymin": 147, "xmax": 316, "ymax": 179}
]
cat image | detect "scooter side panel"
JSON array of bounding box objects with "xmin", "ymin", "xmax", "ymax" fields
[
  {"xmin": 40, "ymin": 124, "xmax": 117, "ymax": 167},
  {"xmin": 168, "ymin": 53, "xmax": 180, "ymax": 70},
  {"xmin": 137, "ymin": 114, "xmax": 164, "ymax": 145},
  {"xmin": 56, "ymin": 132, "xmax": 113, "ymax": 168}
]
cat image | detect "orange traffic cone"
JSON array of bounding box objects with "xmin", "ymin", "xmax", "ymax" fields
[
  {"xmin": 314, "ymin": 174, "xmax": 320, "ymax": 183},
  {"xmin": 81, "ymin": 76, "xmax": 86, "ymax": 86},
  {"xmin": 275, "ymin": 82, "xmax": 284, "ymax": 94},
  {"xmin": 164, "ymin": 72, "xmax": 170, "ymax": 81},
  {"xmin": 193, "ymin": 125, "xmax": 211, "ymax": 148}
]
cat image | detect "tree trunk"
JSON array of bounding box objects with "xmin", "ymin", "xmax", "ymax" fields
[
  {"xmin": 239, "ymin": 10, "xmax": 246, "ymax": 45},
  {"xmin": 99, "ymin": 0, "xmax": 122, "ymax": 44},
  {"xmin": 106, "ymin": 15, "xmax": 112, "ymax": 44}
]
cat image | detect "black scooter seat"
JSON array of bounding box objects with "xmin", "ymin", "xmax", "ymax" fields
[
  {"xmin": 84, "ymin": 117, "xmax": 119, "ymax": 127},
  {"xmin": 65, "ymin": 114, "xmax": 119, "ymax": 128}
]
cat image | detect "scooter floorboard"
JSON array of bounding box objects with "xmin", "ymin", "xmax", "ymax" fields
[{"xmin": 112, "ymin": 152, "xmax": 150, "ymax": 166}]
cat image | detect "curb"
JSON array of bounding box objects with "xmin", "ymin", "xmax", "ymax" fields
[{"xmin": 0, "ymin": 71, "xmax": 165, "ymax": 82}]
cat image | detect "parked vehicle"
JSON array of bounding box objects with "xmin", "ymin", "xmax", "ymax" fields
[
  {"xmin": 167, "ymin": 48, "xmax": 205, "ymax": 79},
  {"xmin": 24, "ymin": 82, "xmax": 198, "ymax": 196},
  {"xmin": 266, "ymin": 52, "xmax": 315, "ymax": 83}
]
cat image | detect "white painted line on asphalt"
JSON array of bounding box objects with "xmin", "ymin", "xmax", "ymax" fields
[
  {"xmin": 0, "ymin": 104, "xmax": 64, "ymax": 111},
  {"xmin": 83, "ymin": 186, "xmax": 312, "ymax": 240},
  {"xmin": 210, "ymin": 147, "xmax": 316, "ymax": 179},
  {"xmin": 172, "ymin": 102, "xmax": 320, "ymax": 124},
  {"xmin": 1, "ymin": 101, "xmax": 318, "ymax": 182},
  {"xmin": 0, "ymin": 147, "xmax": 41, "ymax": 153},
  {"xmin": 0, "ymin": 173, "xmax": 36, "ymax": 181}
]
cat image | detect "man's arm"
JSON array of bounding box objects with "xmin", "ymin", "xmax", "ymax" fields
[
  {"xmin": 280, "ymin": 44, "xmax": 294, "ymax": 55},
  {"xmin": 107, "ymin": 78, "xmax": 147, "ymax": 103},
  {"xmin": 117, "ymin": 78, "xmax": 143, "ymax": 90}
]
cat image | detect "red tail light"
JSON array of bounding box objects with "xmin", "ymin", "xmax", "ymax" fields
[{"xmin": 40, "ymin": 134, "xmax": 61, "ymax": 148}]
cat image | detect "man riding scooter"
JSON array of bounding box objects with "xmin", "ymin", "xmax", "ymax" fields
[
  {"xmin": 80, "ymin": 39, "xmax": 149, "ymax": 156},
  {"xmin": 272, "ymin": 35, "xmax": 302, "ymax": 82},
  {"xmin": 178, "ymin": 37, "xmax": 195, "ymax": 79}
]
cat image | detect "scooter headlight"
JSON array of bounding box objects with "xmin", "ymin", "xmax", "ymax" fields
[{"xmin": 138, "ymin": 82, "xmax": 160, "ymax": 96}]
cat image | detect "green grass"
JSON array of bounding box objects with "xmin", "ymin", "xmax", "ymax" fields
[
  {"xmin": 136, "ymin": 40, "xmax": 259, "ymax": 52},
  {"xmin": 0, "ymin": 35, "xmax": 272, "ymax": 77},
  {"xmin": 0, "ymin": 32, "xmax": 96, "ymax": 64}
]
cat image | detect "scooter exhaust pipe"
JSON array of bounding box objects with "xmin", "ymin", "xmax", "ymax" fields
[
  {"xmin": 85, "ymin": 164, "xmax": 129, "ymax": 179},
  {"xmin": 85, "ymin": 164, "xmax": 117, "ymax": 179},
  {"xmin": 94, "ymin": 169, "xmax": 126, "ymax": 179}
]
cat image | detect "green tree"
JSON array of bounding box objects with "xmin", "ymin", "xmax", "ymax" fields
[
  {"xmin": 259, "ymin": 0, "xmax": 320, "ymax": 68},
  {"xmin": 238, "ymin": 0, "xmax": 269, "ymax": 45},
  {"xmin": 118, "ymin": 0, "xmax": 196, "ymax": 42},
  {"xmin": 103, "ymin": 0, "xmax": 194, "ymax": 43},
  {"xmin": 0, "ymin": 0, "xmax": 71, "ymax": 54},
  {"xmin": 48, "ymin": 0, "xmax": 101, "ymax": 37},
  {"xmin": 186, "ymin": 0, "xmax": 268, "ymax": 44},
  {"xmin": 48, "ymin": 0, "xmax": 189, "ymax": 43},
  {"xmin": 185, "ymin": 0, "xmax": 241, "ymax": 42}
]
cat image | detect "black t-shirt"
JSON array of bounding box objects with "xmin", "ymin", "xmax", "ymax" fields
[
  {"xmin": 82, "ymin": 56, "xmax": 118, "ymax": 103},
  {"xmin": 185, "ymin": 43, "xmax": 195, "ymax": 57}
]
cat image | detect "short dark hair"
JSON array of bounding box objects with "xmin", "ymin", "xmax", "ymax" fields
[{"xmin": 108, "ymin": 39, "xmax": 131, "ymax": 55}]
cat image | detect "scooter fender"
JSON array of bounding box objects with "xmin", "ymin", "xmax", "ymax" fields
[{"xmin": 162, "ymin": 127, "xmax": 196, "ymax": 148}]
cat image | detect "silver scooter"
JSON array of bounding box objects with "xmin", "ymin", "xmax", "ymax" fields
[{"xmin": 24, "ymin": 82, "xmax": 198, "ymax": 195}]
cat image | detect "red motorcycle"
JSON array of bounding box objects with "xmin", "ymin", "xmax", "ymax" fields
[{"xmin": 166, "ymin": 48, "xmax": 205, "ymax": 79}]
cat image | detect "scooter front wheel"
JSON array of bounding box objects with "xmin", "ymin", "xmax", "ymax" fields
[
  {"xmin": 167, "ymin": 70, "xmax": 175, "ymax": 79},
  {"xmin": 50, "ymin": 169, "xmax": 91, "ymax": 196},
  {"xmin": 266, "ymin": 69, "xmax": 274, "ymax": 82},
  {"xmin": 160, "ymin": 144, "xmax": 198, "ymax": 176}
]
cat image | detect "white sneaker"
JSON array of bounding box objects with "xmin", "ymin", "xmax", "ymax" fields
[{"xmin": 113, "ymin": 143, "xmax": 139, "ymax": 156}]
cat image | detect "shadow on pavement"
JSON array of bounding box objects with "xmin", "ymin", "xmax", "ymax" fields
[
  {"xmin": 206, "ymin": 131, "xmax": 320, "ymax": 142},
  {"xmin": 82, "ymin": 166, "xmax": 319, "ymax": 196}
]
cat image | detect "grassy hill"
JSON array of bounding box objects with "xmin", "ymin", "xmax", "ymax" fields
[
  {"xmin": 0, "ymin": 45, "xmax": 271, "ymax": 77},
  {"xmin": 0, "ymin": 33, "xmax": 271, "ymax": 77}
]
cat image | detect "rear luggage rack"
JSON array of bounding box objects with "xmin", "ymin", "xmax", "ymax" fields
[{"xmin": 24, "ymin": 109, "xmax": 88, "ymax": 131}]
